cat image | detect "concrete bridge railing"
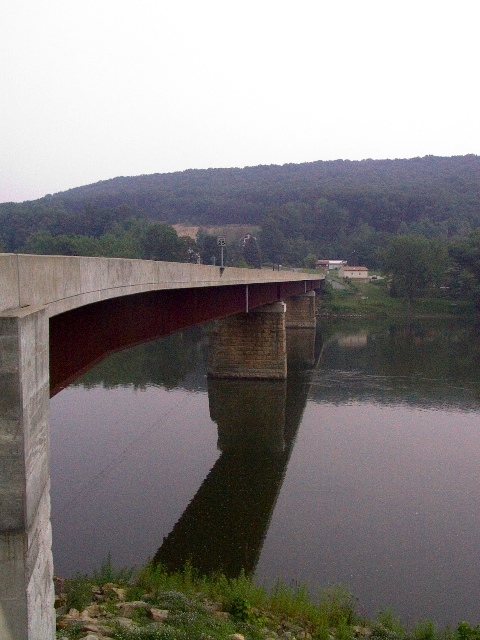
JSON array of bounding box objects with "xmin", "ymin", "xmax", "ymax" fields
[
  {"xmin": 0, "ymin": 254, "xmax": 323, "ymax": 640},
  {"xmin": 0, "ymin": 253, "xmax": 320, "ymax": 317}
]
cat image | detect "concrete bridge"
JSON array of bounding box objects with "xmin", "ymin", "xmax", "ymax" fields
[{"xmin": 0, "ymin": 253, "xmax": 323, "ymax": 640}]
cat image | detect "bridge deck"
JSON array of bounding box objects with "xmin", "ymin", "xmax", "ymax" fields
[{"xmin": 0, "ymin": 253, "xmax": 323, "ymax": 317}]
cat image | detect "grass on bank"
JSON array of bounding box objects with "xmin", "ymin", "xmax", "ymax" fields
[
  {"xmin": 319, "ymin": 276, "xmax": 473, "ymax": 318},
  {"xmin": 58, "ymin": 559, "xmax": 480, "ymax": 640}
]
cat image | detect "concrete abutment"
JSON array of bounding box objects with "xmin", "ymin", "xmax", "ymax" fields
[{"xmin": 0, "ymin": 307, "xmax": 55, "ymax": 640}]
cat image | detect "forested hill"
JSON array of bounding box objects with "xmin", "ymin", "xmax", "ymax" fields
[
  {"xmin": 42, "ymin": 155, "xmax": 480, "ymax": 230},
  {"xmin": 1, "ymin": 155, "xmax": 479, "ymax": 259}
]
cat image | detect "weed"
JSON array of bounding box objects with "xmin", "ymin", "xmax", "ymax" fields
[
  {"xmin": 216, "ymin": 570, "xmax": 267, "ymax": 613},
  {"xmin": 455, "ymin": 621, "xmax": 480, "ymax": 640},
  {"xmin": 370, "ymin": 623, "xmax": 402, "ymax": 640},
  {"xmin": 154, "ymin": 590, "xmax": 203, "ymax": 614},
  {"xmin": 113, "ymin": 625, "xmax": 178, "ymax": 639},
  {"xmin": 317, "ymin": 584, "xmax": 358, "ymax": 627},
  {"xmin": 125, "ymin": 584, "xmax": 148, "ymax": 602},
  {"xmin": 92, "ymin": 551, "xmax": 136, "ymax": 585},
  {"xmin": 63, "ymin": 574, "xmax": 93, "ymax": 612},
  {"xmin": 335, "ymin": 616, "xmax": 353, "ymax": 640},
  {"xmin": 413, "ymin": 620, "xmax": 438, "ymax": 640},
  {"xmin": 376, "ymin": 607, "xmax": 404, "ymax": 635},
  {"xmin": 313, "ymin": 623, "xmax": 332, "ymax": 640},
  {"xmin": 56, "ymin": 622, "xmax": 85, "ymax": 640},
  {"xmin": 228, "ymin": 595, "xmax": 266, "ymax": 626}
]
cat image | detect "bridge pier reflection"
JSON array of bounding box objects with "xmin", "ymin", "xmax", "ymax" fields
[
  {"xmin": 153, "ymin": 326, "xmax": 316, "ymax": 577},
  {"xmin": 287, "ymin": 327, "xmax": 316, "ymax": 370},
  {"xmin": 154, "ymin": 378, "xmax": 288, "ymax": 576},
  {"xmin": 212, "ymin": 379, "xmax": 287, "ymax": 454}
]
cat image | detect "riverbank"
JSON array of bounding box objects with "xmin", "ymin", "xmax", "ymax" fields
[
  {"xmin": 318, "ymin": 277, "xmax": 474, "ymax": 319},
  {"xmin": 55, "ymin": 561, "xmax": 476, "ymax": 640}
]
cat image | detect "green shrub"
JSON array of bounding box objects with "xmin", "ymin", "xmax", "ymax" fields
[
  {"xmin": 376, "ymin": 607, "xmax": 404, "ymax": 635},
  {"xmin": 455, "ymin": 622, "xmax": 480, "ymax": 640},
  {"xmin": 64, "ymin": 574, "xmax": 93, "ymax": 612},
  {"xmin": 317, "ymin": 584, "xmax": 357, "ymax": 627},
  {"xmin": 414, "ymin": 620, "xmax": 437, "ymax": 640},
  {"xmin": 92, "ymin": 552, "xmax": 136, "ymax": 585}
]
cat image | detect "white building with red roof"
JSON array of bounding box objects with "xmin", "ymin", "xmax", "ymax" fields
[{"xmin": 339, "ymin": 265, "xmax": 369, "ymax": 279}]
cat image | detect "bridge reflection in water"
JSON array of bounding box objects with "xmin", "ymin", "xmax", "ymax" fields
[{"xmin": 154, "ymin": 327, "xmax": 317, "ymax": 576}]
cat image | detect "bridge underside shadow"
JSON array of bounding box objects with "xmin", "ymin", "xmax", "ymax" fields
[{"xmin": 50, "ymin": 281, "xmax": 311, "ymax": 395}]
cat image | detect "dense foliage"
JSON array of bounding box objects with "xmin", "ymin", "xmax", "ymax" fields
[{"xmin": 379, "ymin": 235, "xmax": 449, "ymax": 307}]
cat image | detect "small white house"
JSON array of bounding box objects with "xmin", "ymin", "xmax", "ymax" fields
[{"xmin": 339, "ymin": 265, "xmax": 369, "ymax": 279}]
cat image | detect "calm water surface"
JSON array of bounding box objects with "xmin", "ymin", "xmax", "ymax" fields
[{"xmin": 50, "ymin": 319, "xmax": 480, "ymax": 625}]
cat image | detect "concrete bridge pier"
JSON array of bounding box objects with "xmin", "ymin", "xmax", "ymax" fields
[
  {"xmin": 0, "ymin": 306, "xmax": 55, "ymax": 640},
  {"xmin": 208, "ymin": 302, "xmax": 287, "ymax": 379},
  {"xmin": 207, "ymin": 293, "xmax": 316, "ymax": 380},
  {"xmin": 285, "ymin": 290, "xmax": 316, "ymax": 328}
]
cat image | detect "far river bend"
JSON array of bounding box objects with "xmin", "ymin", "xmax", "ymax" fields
[{"xmin": 50, "ymin": 318, "xmax": 480, "ymax": 626}]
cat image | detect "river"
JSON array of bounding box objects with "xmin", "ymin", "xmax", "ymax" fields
[{"xmin": 50, "ymin": 318, "xmax": 480, "ymax": 626}]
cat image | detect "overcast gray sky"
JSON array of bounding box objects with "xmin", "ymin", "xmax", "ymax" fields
[{"xmin": 1, "ymin": 0, "xmax": 478, "ymax": 203}]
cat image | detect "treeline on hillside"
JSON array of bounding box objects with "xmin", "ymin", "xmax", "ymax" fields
[
  {"xmin": 6, "ymin": 218, "xmax": 263, "ymax": 269},
  {"xmin": 1, "ymin": 155, "xmax": 479, "ymax": 257},
  {"xmin": 31, "ymin": 155, "xmax": 480, "ymax": 233}
]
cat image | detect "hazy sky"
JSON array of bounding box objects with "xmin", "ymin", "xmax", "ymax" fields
[{"xmin": 1, "ymin": 1, "xmax": 478, "ymax": 203}]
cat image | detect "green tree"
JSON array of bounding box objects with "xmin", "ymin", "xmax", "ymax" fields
[
  {"xmin": 313, "ymin": 198, "xmax": 350, "ymax": 242},
  {"xmin": 196, "ymin": 231, "xmax": 221, "ymax": 265},
  {"xmin": 449, "ymin": 230, "xmax": 480, "ymax": 306},
  {"xmin": 140, "ymin": 223, "xmax": 189, "ymax": 262},
  {"xmin": 21, "ymin": 231, "xmax": 78, "ymax": 255},
  {"xmin": 304, "ymin": 254, "xmax": 317, "ymax": 269},
  {"xmin": 259, "ymin": 215, "xmax": 286, "ymax": 264},
  {"xmin": 342, "ymin": 223, "xmax": 390, "ymax": 270},
  {"xmin": 96, "ymin": 231, "xmax": 140, "ymax": 258},
  {"xmin": 380, "ymin": 234, "xmax": 448, "ymax": 308},
  {"xmin": 242, "ymin": 234, "xmax": 262, "ymax": 268}
]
